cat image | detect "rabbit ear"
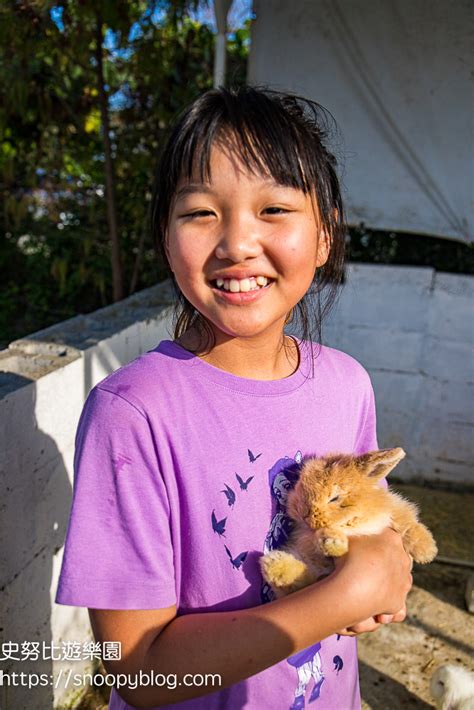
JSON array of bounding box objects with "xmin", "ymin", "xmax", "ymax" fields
[{"xmin": 358, "ymin": 447, "xmax": 406, "ymax": 480}]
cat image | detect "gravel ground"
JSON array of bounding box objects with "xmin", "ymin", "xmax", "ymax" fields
[{"xmin": 359, "ymin": 484, "xmax": 474, "ymax": 709}]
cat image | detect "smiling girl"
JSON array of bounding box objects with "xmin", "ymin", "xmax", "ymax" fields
[{"xmin": 56, "ymin": 86, "xmax": 412, "ymax": 710}]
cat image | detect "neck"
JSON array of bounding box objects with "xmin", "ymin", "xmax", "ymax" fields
[{"xmin": 176, "ymin": 327, "xmax": 300, "ymax": 381}]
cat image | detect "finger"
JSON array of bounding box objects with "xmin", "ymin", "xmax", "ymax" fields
[
  {"xmin": 336, "ymin": 628, "xmax": 357, "ymax": 637},
  {"xmin": 392, "ymin": 607, "xmax": 407, "ymax": 623},
  {"xmin": 348, "ymin": 620, "xmax": 381, "ymax": 634},
  {"xmin": 376, "ymin": 607, "xmax": 407, "ymax": 624}
]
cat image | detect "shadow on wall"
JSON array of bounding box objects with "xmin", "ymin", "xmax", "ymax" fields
[{"xmin": 0, "ymin": 374, "xmax": 72, "ymax": 709}]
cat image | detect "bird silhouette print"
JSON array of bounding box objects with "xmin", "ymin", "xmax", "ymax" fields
[
  {"xmin": 236, "ymin": 473, "xmax": 254, "ymax": 491},
  {"xmin": 333, "ymin": 656, "xmax": 343, "ymax": 674},
  {"xmin": 248, "ymin": 449, "xmax": 262, "ymax": 463},
  {"xmin": 211, "ymin": 510, "xmax": 227, "ymax": 537},
  {"xmin": 224, "ymin": 545, "xmax": 248, "ymax": 570},
  {"xmin": 221, "ymin": 484, "xmax": 236, "ymax": 507}
]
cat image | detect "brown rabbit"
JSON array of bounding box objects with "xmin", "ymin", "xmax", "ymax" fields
[{"xmin": 260, "ymin": 447, "xmax": 437, "ymax": 597}]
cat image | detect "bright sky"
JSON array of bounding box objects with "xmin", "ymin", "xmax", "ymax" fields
[{"xmin": 50, "ymin": 1, "xmax": 254, "ymax": 38}]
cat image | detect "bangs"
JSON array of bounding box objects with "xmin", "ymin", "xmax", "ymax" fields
[{"xmin": 162, "ymin": 87, "xmax": 340, "ymax": 211}]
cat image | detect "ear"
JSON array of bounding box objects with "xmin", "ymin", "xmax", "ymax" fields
[
  {"xmin": 357, "ymin": 447, "xmax": 406, "ymax": 481},
  {"xmin": 315, "ymin": 228, "xmax": 330, "ymax": 268}
]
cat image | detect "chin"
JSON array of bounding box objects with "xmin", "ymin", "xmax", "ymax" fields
[{"xmin": 207, "ymin": 319, "xmax": 277, "ymax": 340}]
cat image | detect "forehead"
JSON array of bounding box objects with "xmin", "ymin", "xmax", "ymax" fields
[
  {"xmin": 176, "ymin": 139, "xmax": 280, "ymax": 190},
  {"xmin": 176, "ymin": 126, "xmax": 314, "ymax": 193}
]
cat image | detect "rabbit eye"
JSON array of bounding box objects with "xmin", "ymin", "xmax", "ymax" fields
[{"xmin": 329, "ymin": 495, "xmax": 339, "ymax": 503}]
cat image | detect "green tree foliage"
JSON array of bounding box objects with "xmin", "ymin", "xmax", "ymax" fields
[{"xmin": 0, "ymin": 0, "xmax": 249, "ymax": 346}]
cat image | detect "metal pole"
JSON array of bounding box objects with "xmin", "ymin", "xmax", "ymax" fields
[{"xmin": 213, "ymin": 0, "xmax": 232, "ymax": 88}]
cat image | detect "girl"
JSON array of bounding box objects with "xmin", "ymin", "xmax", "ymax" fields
[{"xmin": 56, "ymin": 86, "xmax": 412, "ymax": 710}]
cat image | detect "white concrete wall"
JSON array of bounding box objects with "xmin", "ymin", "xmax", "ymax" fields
[
  {"xmin": 0, "ymin": 283, "xmax": 175, "ymax": 709},
  {"xmin": 319, "ymin": 265, "xmax": 473, "ymax": 485},
  {"xmin": 0, "ymin": 267, "xmax": 472, "ymax": 707}
]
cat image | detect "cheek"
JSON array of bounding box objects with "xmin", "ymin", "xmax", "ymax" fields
[
  {"xmin": 167, "ymin": 233, "xmax": 200, "ymax": 279},
  {"xmin": 283, "ymin": 225, "xmax": 320, "ymax": 268}
]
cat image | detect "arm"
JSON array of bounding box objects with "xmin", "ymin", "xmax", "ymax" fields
[{"xmin": 90, "ymin": 528, "xmax": 412, "ymax": 708}]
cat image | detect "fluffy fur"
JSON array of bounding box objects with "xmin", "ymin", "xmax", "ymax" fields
[
  {"xmin": 430, "ymin": 664, "xmax": 474, "ymax": 710},
  {"xmin": 260, "ymin": 447, "xmax": 438, "ymax": 597}
]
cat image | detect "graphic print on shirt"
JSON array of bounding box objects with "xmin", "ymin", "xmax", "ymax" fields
[
  {"xmin": 211, "ymin": 510, "xmax": 227, "ymax": 537},
  {"xmin": 248, "ymin": 448, "xmax": 262, "ymax": 463},
  {"xmin": 262, "ymin": 451, "xmax": 344, "ymax": 709},
  {"xmin": 210, "ymin": 449, "xmax": 257, "ymax": 571},
  {"xmin": 236, "ymin": 473, "xmax": 254, "ymax": 491},
  {"xmin": 112, "ymin": 453, "xmax": 132, "ymax": 474},
  {"xmin": 224, "ymin": 545, "xmax": 248, "ymax": 570},
  {"xmin": 221, "ymin": 483, "xmax": 236, "ymax": 507}
]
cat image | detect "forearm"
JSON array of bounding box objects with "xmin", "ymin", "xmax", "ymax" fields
[{"xmin": 124, "ymin": 566, "xmax": 371, "ymax": 707}]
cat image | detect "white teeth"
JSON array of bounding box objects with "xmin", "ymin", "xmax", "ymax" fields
[{"xmin": 215, "ymin": 276, "xmax": 270, "ymax": 292}]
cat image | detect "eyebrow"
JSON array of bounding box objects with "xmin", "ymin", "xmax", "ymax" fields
[
  {"xmin": 175, "ymin": 184, "xmax": 213, "ymax": 200},
  {"xmin": 175, "ymin": 179, "xmax": 291, "ymax": 200}
]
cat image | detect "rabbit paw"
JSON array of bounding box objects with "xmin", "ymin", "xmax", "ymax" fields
[
  {"xmin": 321, "ymin": 533, "xmax": 348, "ymax": 557},
  {"xmin": 260, "ymin": 550, "xmax": 312, "ymax": 594},
  {"xmin": 407, "ymin": 525, "xmax": 438, "ymax": 564}
]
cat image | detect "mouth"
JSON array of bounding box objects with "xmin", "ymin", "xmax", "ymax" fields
[
  {"xmin": 209, "ymin": 276, "xmax": 274, "ymax": 293},
  {"xmin": 208, "ymin": 277, "xmax": 275, "ymax": 304}
]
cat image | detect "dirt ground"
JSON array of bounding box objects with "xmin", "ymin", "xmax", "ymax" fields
[
  {"xmin": 358, "ymin": 483, "xmax": 474, "ymax": 709},
  {"xmin": 70, "ymin": 484, "xmax": 474, "ymax": 710}
]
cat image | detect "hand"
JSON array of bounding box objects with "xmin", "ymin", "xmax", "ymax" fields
[
  {"xmin": 336, "ymin": 605, "xmax": 407, "ymax": 636},
  {"xmin": 334, "ymin": 529, "xmax": 413, "ymax": 620}
]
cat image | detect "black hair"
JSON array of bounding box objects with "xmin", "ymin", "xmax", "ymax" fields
[{"xmin": 150, "ymin": 85, "xmax": 346, "ymax": 364}]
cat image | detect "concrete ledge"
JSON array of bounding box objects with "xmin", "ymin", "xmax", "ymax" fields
[{"xmin": 0, "ymin": 280, "xmax": 175, "ymax": 394}]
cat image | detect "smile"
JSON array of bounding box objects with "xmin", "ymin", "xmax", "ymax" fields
[
  {"xmin": 209, "ymin": 279, "xmax": 274, "ymax": 304},
  {"xmin": 211, "ymin": 276, "xmax": 272, "ymax": 293}
]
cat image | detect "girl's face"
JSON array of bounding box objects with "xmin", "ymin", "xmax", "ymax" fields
[{"xmin": 166, "ymin": 140, "xmax": 329, "ymax": 345}]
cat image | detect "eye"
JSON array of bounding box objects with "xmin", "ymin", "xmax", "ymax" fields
[
  {"xmin": 262, "ymin": 206, "xmax": 290, "ymax": 215},
  {"xmin": 329, "ymin": 495, "xmax": 339, "ymax": 503},
  {"xmin": 182, "ymin": 210, "xmax": 215, "ymax": 219}
]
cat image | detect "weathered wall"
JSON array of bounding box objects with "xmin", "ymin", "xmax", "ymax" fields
[
  {"xmin": 0, "ymin": 267, "xmax": 472, "ymax": 707},
  {"xmin": 318, "ymin": 265, "xmax": 473, "ymax": 484},
  {"xmin": 0, "ymin": 282, "xmax": 175, "ymax": 709}
]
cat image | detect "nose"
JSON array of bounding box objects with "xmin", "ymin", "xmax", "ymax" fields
[{"xmin": 214, "ymin": 213, "xmax": 263, "ymax": 262}]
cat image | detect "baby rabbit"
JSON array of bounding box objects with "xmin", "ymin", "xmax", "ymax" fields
[
  {"xmin": 260, "ymin": 447, "xmax": 437, "ymax": 597},
  {"xmin": 430, "ymin": 664, "xmax": 474, "ymax": 710}
]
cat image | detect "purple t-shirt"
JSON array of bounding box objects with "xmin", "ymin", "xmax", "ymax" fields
[{"xmin": 56, "ymin": 338, "xmax": 379, "ymax": 710}]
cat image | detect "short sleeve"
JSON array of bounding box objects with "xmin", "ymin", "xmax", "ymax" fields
[
  {"xmin": 353, "ymin": 377, "xmax": 388, "ymax": 490},
  {"xmin": 56, "ymin": 386, "xmax": 177, "ymax": 609},
  {"xmin": 354, "ymin": 378, "xmax": 378, "ymax": 456}
]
